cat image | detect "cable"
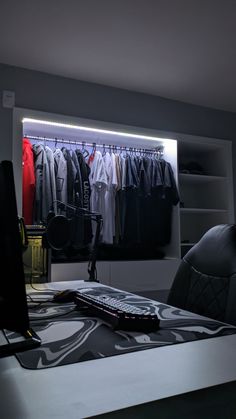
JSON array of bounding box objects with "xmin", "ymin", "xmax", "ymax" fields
[
  {"xmin": 29, "ymin": 280, "xmax": 59, "ymax": 293},
  {"xmin": 27, "ymin": 276, "xmax": 61, "ymax": 307},
  {"xmin": 29, "ymin": 271, "xmax": 61, "ymax": 293}
]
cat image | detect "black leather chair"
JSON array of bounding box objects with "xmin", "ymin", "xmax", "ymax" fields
[{"xmin": 167, "ymin": 224, "xmax": 236, "ymax": 325}]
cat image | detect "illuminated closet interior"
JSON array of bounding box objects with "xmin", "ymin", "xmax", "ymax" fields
[{"xmin": 12, "ymin": 108, "xmax": 234, "ymax": 293}]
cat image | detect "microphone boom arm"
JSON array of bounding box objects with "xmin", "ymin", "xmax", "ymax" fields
[{"xmin": 50, "ymin": 200, "xmax": 103, "ymax": 282}]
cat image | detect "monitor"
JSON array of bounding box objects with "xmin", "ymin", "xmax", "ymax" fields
[{"xmin": 0, "ymin": 160, "xmax": 41, "ymax": 357}]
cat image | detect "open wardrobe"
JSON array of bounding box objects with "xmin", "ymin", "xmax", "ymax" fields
[
  {"xmin": 13, "ymin": 109, "xmax": 234, "ymax": 292},
  {"xmin": 23, "ymin": 135, "xmax": 179, "ymax": 258}
]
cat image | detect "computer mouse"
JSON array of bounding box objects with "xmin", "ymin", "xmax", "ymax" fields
[{"xmin": 52, "ymin": 289, "xmax": 77, "ymax": 303}]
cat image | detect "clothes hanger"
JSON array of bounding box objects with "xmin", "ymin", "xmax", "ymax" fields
[
  {"xmin": 81, "ymin": 141, "xmax": 89, "ymax": 158},
  {"xmin": 102, "ymin": 144, "xmax": 106, "ymax": 156}
]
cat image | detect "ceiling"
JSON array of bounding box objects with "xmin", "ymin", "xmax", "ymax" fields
[{"xmin": 1, "ymin": 0, "xmax": 236, "ymax": 113}]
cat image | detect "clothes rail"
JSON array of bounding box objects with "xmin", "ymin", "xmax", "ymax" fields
[{"xmin": 24, "ymin": 135, "xmax": 164, "ymax": 155}]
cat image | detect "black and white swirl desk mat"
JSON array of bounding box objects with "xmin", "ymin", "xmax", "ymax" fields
[{"xmin": 5, "ymin": 286, "xmax": 236, "ymax": 370}]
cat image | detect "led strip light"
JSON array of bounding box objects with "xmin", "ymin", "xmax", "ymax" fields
[{"xmin": 22, "ymin": 118, "xmax": 175, "ymax": 143}]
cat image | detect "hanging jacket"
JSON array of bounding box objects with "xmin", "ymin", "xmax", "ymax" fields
[
  {"xmin": 150, "ymin": 159, "xmax": 179, "ymax": 245},
  {"xmin": 53, "ymin": 148, "xmax": 67, "ymax": 205},
  {"xmin": 89, "ymin": 150, "xmax": 108, "ymax": 229},
  {"xmin": 71, "ymin": 150, "xmax": 83, "ymax": 207},
  {"xmin": 103, "ymin": 152, "xmax": 118, "ymax": 244},
  {"xmin": 62, "ymin": 147, "xmax": 77, "ymax": 205},
  {"xmin": 33, "ymin": 143, "xmax": 51, "ymax": 223},
  {"xmin": 75, "ymin": 150, "xmax": 91, "ymax": 211},
  {"xmin": 45, "ymin": 146, "xmax": 57, "ymax": 213},
  {"xmin": 122, "ymin": 155, "xmax": 140, "ymax": 244},
  {"xmin": 76, "ymin": 149, "xmax": 93, "ymax": 245}
]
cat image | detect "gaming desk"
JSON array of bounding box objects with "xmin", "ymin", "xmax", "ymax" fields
[{"xmin": 1, "ymin": 280, "xmax": 236, "ymax": 419}]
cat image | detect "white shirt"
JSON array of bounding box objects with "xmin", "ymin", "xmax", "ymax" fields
[{"xmin": 102, "ymin": 152, "xmax": 118, "ymax": 243}]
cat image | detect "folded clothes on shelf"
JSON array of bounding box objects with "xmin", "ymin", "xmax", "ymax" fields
[{"xmin": 179, "ymin": 161, "xmax": 205, "ymax": 175}]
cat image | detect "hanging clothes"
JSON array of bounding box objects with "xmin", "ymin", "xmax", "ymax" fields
[
  {"xmin": 103, "ymin": 152, "xmax": 118, "ymax": 244},
  {"xmin": 75, "ymin": 149, "xmax": 91, "ymax": 211},
  {"xmin": 33, "ymin": 143, "xmax": 51, "ymax": 223},
  {"xmin": 45, "ymin": 146, "xmax": 57, "ymax": 213},
  {"xmin": 24, "ymin": 138, "xmax": 179, "ymax": 260},
  {"xmin": 75, "ymin": 149, "xmax": 93, "ymax": 245},
  {"xmin": 89, "ymin": 150, "xmax": 108, "ymax": 237},
  {"xmin": 150, "ymin": 158, "xmax": 179, "ymax": 246},
  {"xmin": 22, "ymin": 137, "xmax": 35, "ymax": 225},
  {"xmin": 53, "ymin": 148, "xmax": 67, "ymax": 205},
  {"xmin": 114, "ymin": 153, "xmax": 122, "ymax": 244},
  {"xmin": 62, "ymin": 147, "xmax": 77, "ymax": 205},
  {"xmin": 117, "ymin": 153, "xmax": 127, "ymax": 242},
  {"xmin": 88, "ymin": 149, "xmax": 179, "ymax": 249},
  {"xmin": 138, "ymin": 156, "xmax": 153, "ymax": 245},
  {"xmin": 71, "ymin": 150, "xmax": 83, "ymax": 207},
  {"xmin": 121, "ymin": 154, "xmax": 140, "ymax": 244}
]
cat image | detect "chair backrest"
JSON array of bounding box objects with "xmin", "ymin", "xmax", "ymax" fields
[{"xmin": 167, "ymin": 224, "xmax": 236, "ymax": 325}]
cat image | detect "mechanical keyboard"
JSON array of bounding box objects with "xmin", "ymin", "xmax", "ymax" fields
[{"xmin": 74, "ymin": 291, "xmax": 160, "ymax": 332}]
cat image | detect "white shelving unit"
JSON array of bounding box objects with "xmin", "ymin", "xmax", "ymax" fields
[{"xmin": 178, "ymin": 136, "xmax": 234, "ymax": 257}]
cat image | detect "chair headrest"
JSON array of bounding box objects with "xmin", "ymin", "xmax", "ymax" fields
[{"xmin": 185, "ymin": 224, "xmax": 236, "ymax": 277}]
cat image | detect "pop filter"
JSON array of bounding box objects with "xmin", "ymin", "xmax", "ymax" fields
[{"xmin": 46, "ymin": 215, "xmax": 71, "ymax": 250}]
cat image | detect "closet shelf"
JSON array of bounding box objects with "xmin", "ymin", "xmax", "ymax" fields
[
  {"xmin": 180, "ymin": 208, "xmax": 228, "ymax": 214},
  {"xmin": 181, "ymin": 242, "xmax": 196, "ymax": 247},
  {"xmin": 178, "ymin": 173, "xmax": 227, "ymax": 183}
]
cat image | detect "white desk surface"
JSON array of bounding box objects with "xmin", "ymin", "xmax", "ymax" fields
[{"xmin": 1, "ymin": 280, "xmax": 236, "ymax": 419}]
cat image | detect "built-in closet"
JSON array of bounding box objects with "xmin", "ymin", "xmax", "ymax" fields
[
  {"xmin": 19, "ymin": 114, "xmax": 180, "ymax": 290},
  {"xmin": 24, "ymin": 136, "xmax": 179, "ymax": 253},
  {"xmin": 13, "ymin": 109, "xmax": 234, "ymax": 293}
]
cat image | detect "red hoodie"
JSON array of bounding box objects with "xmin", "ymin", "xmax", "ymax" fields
[{"xmin": 22, "ymin": 137, "xmax": 35, "ymax": 225}]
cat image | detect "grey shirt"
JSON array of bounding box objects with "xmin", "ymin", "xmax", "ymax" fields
[
  {"xmin": 53, "ymin": 148, "xmax": 68, "ymax": 205},
  {"xmin": 45, "ymin": 146, "xmax": 57, "ymax": 213}
]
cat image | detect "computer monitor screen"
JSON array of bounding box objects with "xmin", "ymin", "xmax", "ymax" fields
[{"xmin": 0, "ymin": 160, "xmax": 40, "ymax": 357}]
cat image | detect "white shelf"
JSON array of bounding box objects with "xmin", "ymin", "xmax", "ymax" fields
[
  {"xmin": 179, "ymin": 173, "xmax": 227, "ymax": 183},
  {"xmin": 178, "ymin": 136, "xmax": 234, "ymax": 252},
  {"xmin": 180, "ymin": 208, "xmax": 228, "ymax": 214}
]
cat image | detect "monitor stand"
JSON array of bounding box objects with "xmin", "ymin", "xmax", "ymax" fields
[{"xmin": 0, "ymin": 328, "xmax": 41, "ymax": 358}]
